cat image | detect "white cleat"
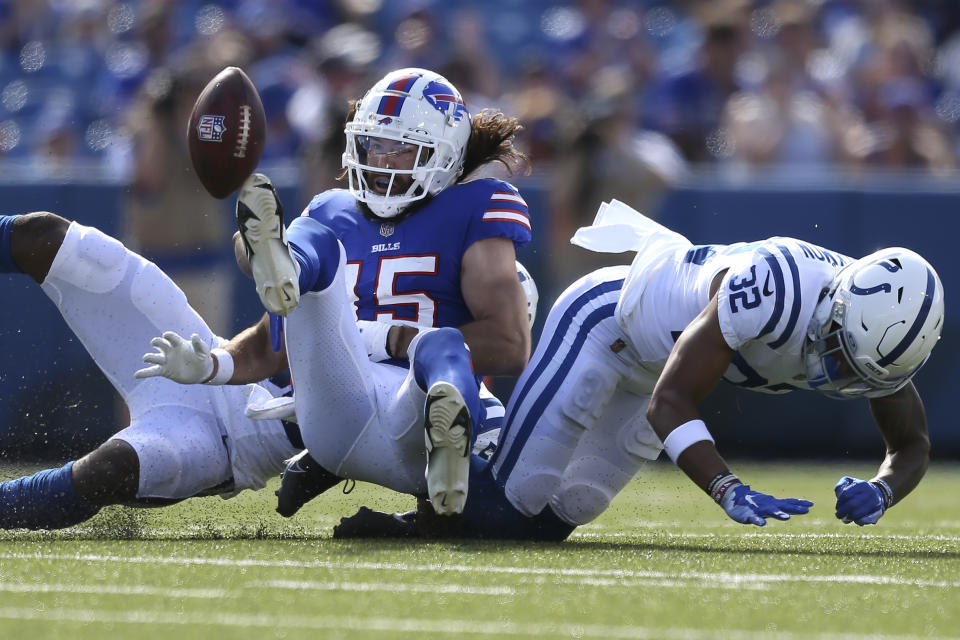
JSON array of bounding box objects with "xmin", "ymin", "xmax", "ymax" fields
[
  {"xmin": 424, "ymin": 381, "xmax": 472, "ymax": 515},
  {"xmin": 237, "ymin": 173, "xmax": 300, "ymax": 316}
]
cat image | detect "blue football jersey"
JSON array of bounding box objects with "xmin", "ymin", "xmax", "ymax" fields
[{"xmin": 300, "ymin": 178, "xmax": 532, "ymax": 328}]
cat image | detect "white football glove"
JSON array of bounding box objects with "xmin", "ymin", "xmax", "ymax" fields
[{"xmin": 135, "ymin": 331, "xmax": 214, "ymax": 384}]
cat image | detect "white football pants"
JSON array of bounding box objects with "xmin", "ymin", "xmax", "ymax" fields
[
  {"xmin": 283, "ymin": 241, "xmax": 438, "ymax": 496},
  {"xmin": 40, "ymin": 222, "xmax": 297, "ymax": 499},
  {"xmin": 489, "ymin": 266, "xmax": 665, "ymax": 526}
]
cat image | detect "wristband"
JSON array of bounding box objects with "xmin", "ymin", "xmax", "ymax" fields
[
  {"xmin": 357, "ymin": 320, "xmax": 392, "ymax": 362},
  {"xmin": 870, "ymin": 478, "xmax": 894, "ymax": 508},
  {"xmin": 662, "ymin": 419, "xmax": 715, "ymax": 463},
  {"xmin": 707, "ymin": 471, "xmax": 742, "ymax": 504},
  {"xmin": 204, "ymin": 348, "xmax": 234, "ymax": 385}
]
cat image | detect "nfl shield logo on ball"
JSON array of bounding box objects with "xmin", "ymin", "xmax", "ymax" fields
[
  {"xmin": 380, "ymin": 223, "xmax": 395, "ymax": 238},
  {"xmin": 197, "ymin": 115, "xmax": 226, "ymax": 142}
]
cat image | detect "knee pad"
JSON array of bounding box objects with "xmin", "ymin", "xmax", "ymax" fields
[
  {"xmin": 114, "ymin": 434, "xmax": 185, "ymax": 499},
  {"xmin": 49, "ymin": 223, "xmax": 129, "ymax": 294},
  {"xmin": 560, "ymin": 365, "xmax": 618, "ymax": 430},
  {"xmin": 501, "ymin": 416, "xmax": 583, "ymax": 518},
  {"xmin": 551, "ymin": 479, "xmax": 614, "ymax": 526},
  {"xmin": 551, "ymin": 456, "xmax": 638, "ymax": 526}
]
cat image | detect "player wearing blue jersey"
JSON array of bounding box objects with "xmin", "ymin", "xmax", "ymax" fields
[
  {"xmin": 337, "ymin": 201, "xmax": 943, "ymax": 539},
  {"xmin": 155, "ymin": 68, "xmax": 534, "ymax": 518},
  {"xmin": 0, "ymin": 209, "xmax": 518, "ymax": 531}
]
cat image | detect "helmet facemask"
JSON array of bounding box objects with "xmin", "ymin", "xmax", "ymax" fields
[
  {"xmin": 803, "ymin": 248, "xmax": 943, "ymax": 399},
  {"xmin": 342, "ymin": 68, "xmax": 471, "ymax": 219}
]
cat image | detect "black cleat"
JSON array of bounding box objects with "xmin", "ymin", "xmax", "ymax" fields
[
  {"xmin": 333, "ymin": 498, "xmax": 465, "ymax": 539},
  {"xmin": 275, "ymin": 450, "xmax": 343, "ymax": 517},
  {"xmin": 332, "ymin": 507, "xmax": 418, "ymax": 539}
]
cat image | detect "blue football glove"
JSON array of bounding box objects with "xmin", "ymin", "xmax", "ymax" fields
[
  {"xmin": 834, "ymin": 476, "xmax": 888, "ymax": 525},
  {"xmin": 720, "ymin": 484, "xmax": 814, "ymax": 526}
]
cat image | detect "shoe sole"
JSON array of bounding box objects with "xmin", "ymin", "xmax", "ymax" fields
[
  {"xmin": 424, "ymin": 382, "xmax": 471, "ymax": 516},
  {"xmin": 237, "ymin": 176, "xmax": 299, "ymax": 315}
]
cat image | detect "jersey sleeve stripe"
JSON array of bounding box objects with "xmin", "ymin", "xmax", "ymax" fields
[
  {"xmin": 483, "ymin": 211, "xmax": 532, "ymax": 230},
  {"xmin": 767, "ymin": 244, "xmax": 802, "ymax": 349},
  {"xmin": 490, "ymin": 191, "xmax": 527, "ymax": 205},
  {"xmin": 756, "ymin": 248, "xmax": 786, "ymax": 339}
]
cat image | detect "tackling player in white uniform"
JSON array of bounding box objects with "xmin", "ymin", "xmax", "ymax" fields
[
  {"xmin": 0, "ymin": 212, "xmax": 301, "ymax": 529},
  {"xmin": 337, "ymin": 201, "xmax": 943, "ymax": 539}
]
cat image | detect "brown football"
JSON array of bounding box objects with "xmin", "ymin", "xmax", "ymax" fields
[{"xmin": 187, "ymin": 66, "xmax": 266, "ymax": 199}]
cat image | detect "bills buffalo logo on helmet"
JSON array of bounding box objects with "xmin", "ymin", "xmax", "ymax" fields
[
  {"xmin": 377, "ymin": 116, "xmax": 393, "ymax": 125},
  {"xmin": 422, "ymin": 80, "xmax": 468, "ymax": 122},
  {"xmin": 197, "ymin": 115, "xmax": 226, "ymax": 142}
]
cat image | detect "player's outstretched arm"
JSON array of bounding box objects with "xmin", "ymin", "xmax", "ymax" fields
[
  {"xmin": 834, "ymin": 382, "xmax": 929, "ymax": 526},
  {"xmin": 647, "ymin": 295, "xmax": 813, "ymax": 526},
  {"xmin": 137, "ymin": 313, "xmax": 287, "ymax": 385}
]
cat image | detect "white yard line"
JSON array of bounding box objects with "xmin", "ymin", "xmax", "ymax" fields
[
  {"xmin": 573, "ymin": 529, "xmax": 960, "ymax": 543},
  {"xmin": 259, "ymin": 580, "xmax": 514, "ymax": 596},
  {"xmin": 1, "ymin": 551, "xmax": 955, "ymax": 589},
  {"xmin": 0, "ymin": 607, "xmax": 955, "ymax": 640},
  {"xmin": 0, "ymin": 582, "xmax": 229, "ymax": 598}
]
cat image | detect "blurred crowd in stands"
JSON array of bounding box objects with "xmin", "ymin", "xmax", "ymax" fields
[
  {"xmin": 3, "ymin": 0, "xmax": 959, "ymax": 177},
  {"xmin": 1, "ymin": 0, "xmax": 959, "ymax": 321}
]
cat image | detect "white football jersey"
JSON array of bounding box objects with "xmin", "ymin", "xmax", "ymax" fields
[{"xmin": 618, "ymin": 236, "xmax": 852, "ymax": 394}]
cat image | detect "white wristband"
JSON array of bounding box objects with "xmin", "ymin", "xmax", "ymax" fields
[
  {"xmin": 205, "ymin": 348, "xmax": 234, "ymax": 385},
  {"xmin": 662, "ymin": 419, "xmax": 715, "ymax": 463},
  {"xmin": 356, "ymin": 320, "xmax": 392, "ymax": 362}
]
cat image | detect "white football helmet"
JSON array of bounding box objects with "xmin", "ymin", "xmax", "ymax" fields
[
  {"xmin": 342, "ymin": 68, "xmax": 472, "ymax": 218},
  {"xmin": 516, "ymin": 260, "xmax": 539, "ymax": 329},
  {"xmin": 803, "ymin": 247, "xmax": 944, "ymax": 398}
]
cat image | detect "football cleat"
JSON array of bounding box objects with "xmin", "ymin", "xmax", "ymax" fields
[
  {"xmin": 423, "ymin": 381, "xmax": 472, "ymax": 516},
  {"xmin": 275, "ymin": 449, "xmax": 343, "ymax": 518},
  {"xmin": 332, "ymin": 507, "xmax": 419, "ymax": 539},
  {"xmin": 236, "ymin": 173, "xmax": 300, "ymax": 316}
]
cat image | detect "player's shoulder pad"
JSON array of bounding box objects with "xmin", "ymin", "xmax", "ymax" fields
[
  {"xmin": 460, "ymin": 178, "xmax": 531, "ymax": 233},
  {"xmin": 716, "ymin": 239, "xmax": 805, "ymax": 350},
  {"xmin": 303, "ymin": 188, "xmax": 353, "ymax": 218}
]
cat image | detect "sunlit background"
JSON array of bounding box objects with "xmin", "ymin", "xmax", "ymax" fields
[{"xmin": 0, "ymin": 0, "xmax": 957, "ymax": 461}]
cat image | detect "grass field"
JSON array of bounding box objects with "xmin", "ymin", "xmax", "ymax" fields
[{"xmin": 1, "ymin": 461, "xmax": 958, "ymax": 640}]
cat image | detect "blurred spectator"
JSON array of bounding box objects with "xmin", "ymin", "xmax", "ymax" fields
[
  {"xmin": 643, "ymin": 1, "xmax": 750, "ymax": 162},
  {"xmin": 853, "ymin": 76, "xmax": 956, "ymax": 172},
  {"xmin": 548, "ymin": 66, "xmax": 687, "ymax": 288},
  {"xmin": 288, "ymin": 22, "xmax": 376, "ymax": 199},
  {"xmin": 123, "ymin": 61, "xmax": 236, "ymax": 336}
]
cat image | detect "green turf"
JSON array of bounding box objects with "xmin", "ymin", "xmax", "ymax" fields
[{"xmin": 1, "ymin": 461, "xmax": 958, "ymax": 640}]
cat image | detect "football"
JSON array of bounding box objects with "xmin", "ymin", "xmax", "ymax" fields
[{"xmin": 187, "ymin": 66, "xmax": 266, "ymax": 199}]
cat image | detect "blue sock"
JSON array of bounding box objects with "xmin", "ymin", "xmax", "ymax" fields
[
  {"xmin": 0, "ymin": 461, "xmax": 101, "ymax": 530},
  {"xmin": 413, "ymin": 328, "xmax": 484, "ymax": 443},
  {"xmin": 287, "ymin": 217, "xmax": 340, "ymax": 293},
  {"xmin": 0, "ymin": 214, "xmax": 23, "ymax": 273}
]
